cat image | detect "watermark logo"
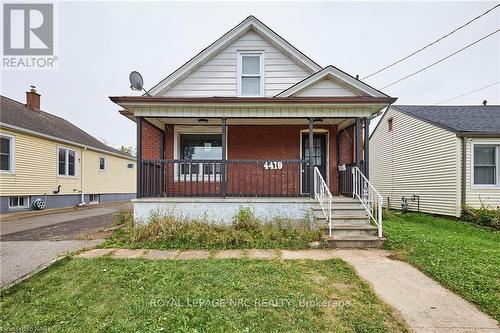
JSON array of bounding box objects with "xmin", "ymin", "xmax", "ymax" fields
[{"xmin": 2, "ymin": 3, "xmax": 57, "ymax": 69}]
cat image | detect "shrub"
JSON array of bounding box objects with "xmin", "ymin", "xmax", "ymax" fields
[
  {"xmin": 461, "ymin": 203, "xmax": 500, "ymax": 230},
  {"xmin": 102, "ymin": 207, "xmax": 322, "ymax": 249}
]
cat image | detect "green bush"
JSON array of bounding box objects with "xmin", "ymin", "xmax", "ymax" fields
[
  {"xmin": 461, "ymin": 203, "xmax": 500, "ymax": 229},
  {"xmin": 101, "ymin": 208, "xmax": 322, "ymax": 250}
]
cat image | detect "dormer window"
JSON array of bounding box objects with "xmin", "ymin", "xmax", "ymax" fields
[{"xmin": 238, "ymin": 53, "xmax": 264, "ymax": 96}]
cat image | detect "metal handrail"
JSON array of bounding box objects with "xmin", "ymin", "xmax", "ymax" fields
[
  {"xmin": 352, "ymin": 166, "xmax": 383, "ymax": 237},
  {"xmin": 313, "ymin": 167, "xmax": 332, "ymax": 237}
]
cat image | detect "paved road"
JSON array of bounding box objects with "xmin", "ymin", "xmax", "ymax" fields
[{"xmin": 0, "ymin": 203, "xmax": 131, "ymax": 287}]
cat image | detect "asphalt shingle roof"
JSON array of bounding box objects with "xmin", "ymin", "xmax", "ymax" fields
[
  {"xmin": 394, "ymin": 105, "xmax": 500, "ymax": 134},
  {"xmin": 0, "ymin": 95, "xmax": 132, "ymax": 158}
]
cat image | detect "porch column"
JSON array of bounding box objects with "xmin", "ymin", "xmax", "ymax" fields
[
  {"xmin": 136, "ymin": 116, "xmax": 142, "ymax": 198},
  {"xmin": 308, "ymin": 117, "xmax": 314, "ymax": 198},
  {"xmin": 221, "ymin": 117, "xmax": 227, "ymax": 197},
  {"xmin": 355, "ymin": 118, "xmax": 361, "ymax": 170},
  {"xmin": 364, "ymin": 117, "xmax": 370, "ymax": 178}
]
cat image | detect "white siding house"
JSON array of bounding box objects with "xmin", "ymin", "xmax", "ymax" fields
[{"xmin": 370, "ymin": 105, "xmax": 500, "ymax": 217}]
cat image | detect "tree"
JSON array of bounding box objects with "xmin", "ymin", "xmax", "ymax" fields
[{"xmin": 120, "ymin": 145, "xmax": 136, "ymax": 157}]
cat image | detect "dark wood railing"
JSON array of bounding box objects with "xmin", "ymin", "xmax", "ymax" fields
[
  {"xmin": 338, "ymin": 160, "xmax": 365, "ymax": 196},
  {"xmin": 139, "ymin": 159, "xmax": 310, "ymax": 198}
]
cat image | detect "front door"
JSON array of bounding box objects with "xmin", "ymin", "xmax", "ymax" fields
[{"xmin": 301, "ymin": 133, "xmax": 327, "ymax": 193}]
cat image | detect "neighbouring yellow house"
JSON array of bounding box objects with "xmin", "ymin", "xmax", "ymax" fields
[{"xmin": 0, "ymin": 87, "xmax": 136, "ymax": 213}]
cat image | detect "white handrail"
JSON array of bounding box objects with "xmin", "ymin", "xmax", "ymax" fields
[
  {"xmin": 313, "ymin": 167, "xmax": 332, "ymax": 237},
  {"xmin": 352, "ymin": 166, "xmax": 383, "ymax": 237}
]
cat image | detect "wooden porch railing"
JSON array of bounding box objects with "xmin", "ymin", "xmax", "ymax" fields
[
  {"xmin": 139, "ymin": 159, "xmax": 310, "ymax": 198},
  {"xmin": 339, "ymin": 160, "xmax": 365, "ymax": 196}
]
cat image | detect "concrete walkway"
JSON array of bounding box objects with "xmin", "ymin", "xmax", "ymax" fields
[{"xmin": 77, "ymin": 248, "xmax": 499, "ymax": 333}]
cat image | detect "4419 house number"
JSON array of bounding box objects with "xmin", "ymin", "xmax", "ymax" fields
[{"xmin": 263, "ymin": 161, "xmax": 283, "ymax": 170}]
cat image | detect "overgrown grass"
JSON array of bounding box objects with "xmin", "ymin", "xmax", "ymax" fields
[
  {"xmin": 101, "ymin": 208, "xmax": 322, "ymax": 250},
  {"xmin": 383, "ymin": 211, "xmax": 500, "ymax": 320},
  {"xmin": 462, "ymin": 203, "xmax": 500, "ymax": 229},
  {"xmin": 0, "ymin": 258, "xmax": 409, "ymax": 332}
]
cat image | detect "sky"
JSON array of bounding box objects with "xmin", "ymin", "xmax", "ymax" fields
[{"xmin": 2, "ymin": 1, "xmax": 499, "ymax": 148}]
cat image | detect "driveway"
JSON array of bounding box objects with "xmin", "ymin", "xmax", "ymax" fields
[{"xmin": 0, "ymin": 202, "xmax": 131, "ymax": 287}]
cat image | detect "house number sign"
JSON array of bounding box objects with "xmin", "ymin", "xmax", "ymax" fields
[{"xmin": 263, "ymin": 161, "xmax": 283, "ymax": 170}]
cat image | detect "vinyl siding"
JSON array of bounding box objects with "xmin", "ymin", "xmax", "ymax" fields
[
  {"xmin": 369, "ymin": 107, "xmax": 461, "ymax": 217},
  {"xmin": 0, "ymin": 127, "xmax": 135, "ymax": 197},
  {"xmin": 465, "ymin": 137, "xmax": 500, "ymax": 208},
  {"xmin": 83, "ymin": 150, "xmax": 136, "ymax": 194},
  {"xmin": 294, "ymin": 78, "xmax": 358, "ymax": 97},
  {"xmin": 163, "ymin": 30, "xmax": 312, "ymax": 97}
]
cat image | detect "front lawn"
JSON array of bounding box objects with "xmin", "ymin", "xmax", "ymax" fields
[
  {"xmin": 0, "ymin": 258, "xmax": 409, "ymax": 332},
  {"xmin": 383, "ymin": 212, "xmax": 500, "ymax": 321}
]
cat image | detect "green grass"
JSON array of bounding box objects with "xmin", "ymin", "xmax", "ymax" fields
[
  {"xmin": 0, "ymin": 258, "xmax": 409, "ymax": 332},
  {"xmin": 101, "ymin": 210, "xmax": 322, "ymax": 250},
  {"xmin": 383, "ymin": 211, "xmax": 500, "ymax": 321}
]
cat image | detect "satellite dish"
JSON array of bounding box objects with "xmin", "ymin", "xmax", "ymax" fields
[{"xmin": 129, "ymin": 71, "xmax": 144, "ymax": 91}]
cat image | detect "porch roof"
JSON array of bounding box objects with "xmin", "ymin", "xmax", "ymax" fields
[{"xmin": 111, "ymin": 96, "xmax": 396, "ymax": 121}]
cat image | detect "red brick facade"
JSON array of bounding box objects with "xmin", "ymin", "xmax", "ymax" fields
[
  {"xmin": 140, "ymin": 123, "xmax": 363, "ymax": 196},
  {"xmin": 140, "ymin": 120, "xmax": 164, "ymax": 160}
]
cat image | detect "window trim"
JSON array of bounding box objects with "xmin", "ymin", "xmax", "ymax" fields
[
  {"xmin": 99, "ymin": 156, "xmax": 107, "ymax": 171},
  {"xmin": 0, "ymin": 134, "xmax": 15, "ymax": 174},
  {"xmin": 57, "ymin": 146, "xmax": 78, "ymax": 178},
  {"xmin": 237, "ymin": 52, "xmax": 265, "ymax": 97},
  {"xmin": 471, "ymin": 141, "xmax": 500, "ymax": 189},
  {"xmin": 173, "ymin": 126, "xmax": 226, "ymax": 182},
  {"xmin": 8, "ymin": 196, "xmax": 29, "ymax": 209}
]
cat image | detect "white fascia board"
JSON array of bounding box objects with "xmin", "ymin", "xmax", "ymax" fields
[
  {"xmin": 148, "ymin": 16, "xmax": 322, "ymax": 96},
  {"xmin": 276, "ymin": 66, "xmax": 388, "ymax": 98}
]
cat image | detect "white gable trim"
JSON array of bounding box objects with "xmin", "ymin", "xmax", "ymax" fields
[
  {"xmin": 276, "ymin": 66, "xmax": 389, "ymax": 98},
  {"xmin": 148, "ymin": 16, "xmax": 322, "ymax": 96}
]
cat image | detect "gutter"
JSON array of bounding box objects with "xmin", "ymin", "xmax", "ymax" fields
[
  {"xmin": 456, "ymin": 131, "xmax": 500, "ymax": 138},
  {"xmin": 0, "ymin": 123, "xmax": 135, "ymax": 161}
]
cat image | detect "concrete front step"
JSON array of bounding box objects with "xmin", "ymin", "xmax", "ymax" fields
[
  {"xmin": 329, "ymin": 224, "xmax": 378, "ymax": 236},
  {"xmin": 323, "ymin": 235, "xmax": 383, "ymax": 248},
  {"xmin": 315, "ymin": 216, "xmax": 369, "ymax": 225},
  {"xmin": 312, "ymin": 205, "xmax": 366, "ymax": 213}
]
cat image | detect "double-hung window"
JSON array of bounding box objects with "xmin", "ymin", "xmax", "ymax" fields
[
  {"xmin": 238, "ymin": 53, "xmax": 264, "ymax": 96},
  {"xmin": 99, "ymin": 156, "xmax": 107, "ymax": 171},
  {"xmin": 473, "ymin": 144, "xmax": 499, "ymax": 186},
  {"xmin": 179, "ymin": 134, "xmax": 222, "ymax": 178},
  {"xmin": 58, "ymin": 147, "xmax": 76, "ymax": 176},
  {"xmin": 0, "ymin": 134, "xmax": 14, "ymax": 173}
]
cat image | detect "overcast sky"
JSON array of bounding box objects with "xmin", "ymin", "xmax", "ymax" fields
[{"xmin": 2, "ymin": 1, "xmax": 499, "ymax": 148}]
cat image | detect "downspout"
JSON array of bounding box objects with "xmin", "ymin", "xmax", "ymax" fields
[
  {"xmin": 461, "ymin": 137, "xmax": 467, "ymax": 210},
  {"xmin": 80, "ymin": 147, "xmax": 87, "ymax": 205}
]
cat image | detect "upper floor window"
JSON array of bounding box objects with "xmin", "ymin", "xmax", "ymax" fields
[
  {"xmin": 0, "ymin": 134, "xmax": 14, "ymax": 173},
  {"xmin": 238, "ymin": 53, "xmax": 264, "ymax": 97},
  {"xmin": 99, "ymin": 156, "xmax": 107, "ymax": 171},
  {"xmin": 473, "ymin": 144, "xmax": 499, "ymax": 186},
  {"xmin": 388, "ymin": 118, "xmax": 393, "ymax": 132},
  {"xmin": 58, "ymin": 147, "xmax": 76, "ymax": 176}
]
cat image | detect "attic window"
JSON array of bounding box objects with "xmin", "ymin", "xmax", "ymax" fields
[
  {"xmin": 388, "ymin": 118, "xmax": 393, "ymax": 132},
  {"xmin": 238, "ymin": 53, "xmax": 264, "ymax": 96}
]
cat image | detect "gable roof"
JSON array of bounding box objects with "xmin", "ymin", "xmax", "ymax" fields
[
  {"xmin": 148, "ymin": 15, "xmax": 322, "ymax": 96},
  {"xmin": 276, "ymin": 66, "xmax": 390, "ymax": 98},
  {"xmin": 0, "ymin": 95, "xmax": 134, "ymax": 159},
  {"xmin": 393, "ymin": 105, "xmax": 500, "ymax": 135}
]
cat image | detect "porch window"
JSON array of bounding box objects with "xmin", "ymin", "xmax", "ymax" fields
[
  {"xmin": 180, "ymin": 134, "xmax": 222, "ymax": 176},
  {"xmin": 473, "ymin": 144, "xmax": 498, "ymax": 186},
  {"xmin": 238, "ymin": 53, "xmax": 263, "ymax": 96},
  {"xmin": 58, "ymin": 147, "xmax": 76, "ymax": 176}
]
